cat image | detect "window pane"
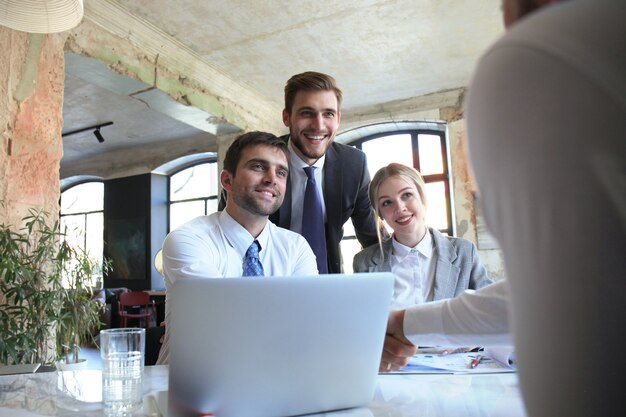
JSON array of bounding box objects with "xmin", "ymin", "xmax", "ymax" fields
[
  {"xmin": 340, "ymin": 238, "xmax": 362, "ymax": 275},
  {"xmin": 170, "ymin": 200, "xmax": 205, "ymax": 231},
  {"xmin": 207, "ymin": 198, "xmax": 218, "ymax": 215},
  {"xmin": 170, "ymin": 163, "xmax": 218, "ymax": 201},
  {"xmin": 418, "ymin": 134, "xmax": 444, "ymax": 175},
  {"xmin": 343, "ymin": 216, "xmax": 390, "ymax": 241},
  {"xmin": 425, "ymin": 181, "xmax": 448, "ymax": 230},
  {"xmin": 60, "ymin": 182, "xmax": 104, "ymax": 214},
  {"xmin": 343, "ymin": 218, "xmax": 355, "ymax": 238},
  {"xmin": 362, "ymin": 134, "xmax": 413, "ymax": 179},
  {"xmin": 61, "ymin": 214, "xmax": 86, "ymax": 250},
  {"xmin": 85, "ymin": 212, "xmax": 104, "ymax": 263},
  {"xmin": 60, "ymin": 182, "xmax": 104, "ymax": 285}
]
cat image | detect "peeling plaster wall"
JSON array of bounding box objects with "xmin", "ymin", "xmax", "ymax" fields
[
  {"xmin": 340, "ymin": 89, "xmax": 461, "ymax": 131},
  {"xmin": 448, "ymin": 120, "xmax": 505, "ymax": 279},
  {"xmin": 65, "ymin": 19, "xmax": 281, "ymax": 135},
  {"xmin": 0, "ymin": 28, "xmax": 66, "ymax": 227}
]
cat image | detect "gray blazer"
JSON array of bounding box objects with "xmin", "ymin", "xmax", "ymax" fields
[{"xmin": 353, "ymin": 228, "xmax": 493, "ymax": 301}]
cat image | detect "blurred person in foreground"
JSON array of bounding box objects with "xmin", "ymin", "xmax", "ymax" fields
[{"xmin": 381, "ymin": 1, "xmax": 625, "ymax": 417}]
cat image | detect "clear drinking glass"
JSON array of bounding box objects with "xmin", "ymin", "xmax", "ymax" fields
[{"xmin": 100, "ymin": 328, "xmax": 145, "ymax": 417}]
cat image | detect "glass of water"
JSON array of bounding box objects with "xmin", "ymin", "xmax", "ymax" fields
[{"xmin": 100, "ymin": 328, "xmax": 145, "ymax": 417}]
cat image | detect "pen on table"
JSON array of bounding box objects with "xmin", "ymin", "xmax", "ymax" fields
[
  {"xmin": 440, "ymin": 347, "xmax": 472, "ymax": 356},
  {"xmin": 468, "ymin": 354, "xmax": 483, "ymax": 369}
]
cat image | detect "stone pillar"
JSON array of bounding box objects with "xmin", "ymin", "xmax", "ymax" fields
[
  {"xmin": 448, "ymin": 119, "xmax": 505, "ymax": 279},
  {"xmin": 0, "ymin": 27, "xmax": 67, "ymax": 227}
]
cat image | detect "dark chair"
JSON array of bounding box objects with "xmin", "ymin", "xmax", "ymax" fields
[
  {"xmin": 107, "ymin": 288, "xmax": 130, "ymax": 328},
  {"xmin": 145, "ymin": 326, "xmax": 165, "ymax": 366},
  {"xmin": 118, "ymin": 291, "xmax": 155, "ymax": 329}
]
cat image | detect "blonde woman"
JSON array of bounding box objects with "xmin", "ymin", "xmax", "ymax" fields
[{"xmin": 353, "ymin": 163, "xmax": 492, "ymax": 309}]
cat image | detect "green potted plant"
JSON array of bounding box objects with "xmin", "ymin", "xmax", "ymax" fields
[
  {"xmin": 0, "ymin": 209, "xmax": 65, "ymax": 367},
  {"xmin": 55, "ymin": 246, "xmax": 111, "ymax": 369},
  {"xmin": 0, "ymin": 207, "xmax": 111, "ymax": 369}
]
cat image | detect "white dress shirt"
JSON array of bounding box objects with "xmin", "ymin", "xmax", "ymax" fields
[
  {"xmin": 403, "ymin": 279, "xmax": 512, "ymax": 347},
  {"xmin": 390, "ymin": 231, "xmax": 436, "ymax": 309},
  {"xmin": 157, "ymin": 210, "xmax": 318, "ymax": 364}
]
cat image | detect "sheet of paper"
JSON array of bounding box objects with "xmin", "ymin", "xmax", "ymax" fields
[
  {"xmin": 483, "ymin": 346, "xmax": 516, "ymax": 369},
  {"xmin": 383, "ymin": 349, "xmax": 516, "ymax": 374}
]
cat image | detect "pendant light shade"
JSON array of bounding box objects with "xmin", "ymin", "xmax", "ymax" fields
[{"xmin": 0, "ymin": 0, "xmax": 83, "ymax": 34}]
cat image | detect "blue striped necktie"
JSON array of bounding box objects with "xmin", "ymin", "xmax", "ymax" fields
[
  {"xmin": 302, "ymin": 166, "xmax": 328, "ymax": 274},
  {"xmin": 242, "ymin": 240, "xmax": 264, "ymax": 277}
]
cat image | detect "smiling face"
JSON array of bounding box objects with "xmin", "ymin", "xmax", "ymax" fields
[
  {"xmin": 222, "ymin": 144, "xmax": 289, "ymax": 219},
  {"xmin": 376, "ymin": 175, "xmax": 427, "ymax": 247},
  {"xmin": 282, "ymin": 89, "xmax": 341, "ymax": 165}
]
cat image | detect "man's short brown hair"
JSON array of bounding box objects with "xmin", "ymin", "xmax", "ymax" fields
[
  {"xmin": 284, "ymin": 71, "xmax": 343, "ymax": 115},
  {"xmin": 222, "ymin": 131, "xmax": 288, "ymax": 176}
]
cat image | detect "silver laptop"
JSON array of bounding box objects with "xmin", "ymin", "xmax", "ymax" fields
[{"xmin": 168, "ymin": 273, "xmax": 394, "ymax": 417}]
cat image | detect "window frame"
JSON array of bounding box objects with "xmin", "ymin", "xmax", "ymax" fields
[
  {"xmin": 59, "ymin": 180, "xmax": 105, "ymax": 266},
  {"xmin": 167, "ymin": 159, "xmax": 219, "ymax": 232},
  {"xmin": 348, "ymin": 128, "xmax": 453, "ymax": 236}
]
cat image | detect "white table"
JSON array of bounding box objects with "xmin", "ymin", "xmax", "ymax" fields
[{"xmin": 0, "ymin": 366, "xmax": 526, "ymax": 416}]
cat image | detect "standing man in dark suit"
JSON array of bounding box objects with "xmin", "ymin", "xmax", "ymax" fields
[{"xmin": 270, "ymin": 71, "xmax": 379, "ymax": 273}]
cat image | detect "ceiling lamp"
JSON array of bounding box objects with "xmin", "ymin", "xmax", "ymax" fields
[
  {"xmin": 93, "ymin": 127, "xmax": 105, "ymax": 143},
  {"xmin": 62, "ymin": 121, "xmax": 113, "ymax": 144},
  {"xmin": 0, "ymin": 0, "xmax": 83, "ymax": 34}
]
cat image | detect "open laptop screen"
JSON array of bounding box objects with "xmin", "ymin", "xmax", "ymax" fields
[{"xmin": 168, "ymin": 273, "xmax": 394, "ymax": 417}]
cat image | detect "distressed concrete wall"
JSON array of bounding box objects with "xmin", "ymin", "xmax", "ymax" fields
[
  {"xmin": 0, "ymin": 27, "xmax": 66, "ymax": 227},
  {"xmin": 65, "ymin": 17, "xmax": 281, "ymax": 135},
  {"xmin": 340, "ymin": 89, "xmax": 459, "ymax": 132},
  {"xmin": 448, "ymin": 120, "xmax": 505, "ymax": 279}
]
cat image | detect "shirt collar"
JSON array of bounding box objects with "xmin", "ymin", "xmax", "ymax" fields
[
  {"xmin": 218, "ymin": 210, "xmax": 270, "ymax": 257},
  {"xmin": 391, "ymin": 228, "xmax": 434, "ymax": 261}
]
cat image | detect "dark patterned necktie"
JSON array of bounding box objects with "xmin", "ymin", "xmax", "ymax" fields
[
  {"xmin": 242, "ymin": 240, "xmax": 264, "ymax": 277},
  {"xmin": 302, "ymin": 166, "xmax": 328, "ymax": 274}
]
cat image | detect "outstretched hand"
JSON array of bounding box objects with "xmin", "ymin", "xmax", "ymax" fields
[{"xmin": 379, "ymin": 309, "xmax": 417, "ymax": 372}]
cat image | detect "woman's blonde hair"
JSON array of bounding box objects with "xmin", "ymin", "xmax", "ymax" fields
[{"xmin": 368, "ymin": 163, "xmax": 428, "ymax": 247}]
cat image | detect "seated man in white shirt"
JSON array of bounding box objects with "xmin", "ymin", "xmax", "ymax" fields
[{"xmin": 157, "ymin": 131, "xmax": 318, "ymax": 364}]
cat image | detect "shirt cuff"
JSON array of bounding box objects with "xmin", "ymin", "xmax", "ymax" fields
[{"xmin": 403, "ymin": 300, "xmax": 452, "ymax": 347}]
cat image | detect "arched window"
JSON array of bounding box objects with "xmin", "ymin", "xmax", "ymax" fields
[
  {"xmin": 168, "ymin": 161, "xmax": 219, "ymax": 231},
  {"xmin": 340, "ymin": 124, "xmax": 453, "ymax": 272},
  {"xmin": 60, "ymin": 181, "xmax": 105, "ymax": 269}
]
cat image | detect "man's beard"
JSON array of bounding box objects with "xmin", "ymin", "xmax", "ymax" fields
[
  {"xmin": 233, "ymin": 189, "xmax": 282, "ymax": 216},
  {"xmin": 290, "ymin": 129, "xmax": 330, "ymax": 160}
]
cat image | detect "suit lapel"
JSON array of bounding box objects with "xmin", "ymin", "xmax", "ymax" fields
[
  {"xmin": 431, "ymin": 229, "xmax": 461, "ymax": 300},
  {"xmin": 371, "ymin": 239, "xmax": 393, "ymax": 272},
  {"xmin": 323, "ymin": 144, "xmax": 342, "ymax": 231}
]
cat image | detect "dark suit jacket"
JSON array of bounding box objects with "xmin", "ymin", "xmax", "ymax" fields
[{"xmin": 270, "ymin": 137, "xmax": 379, "ymax": 273}]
